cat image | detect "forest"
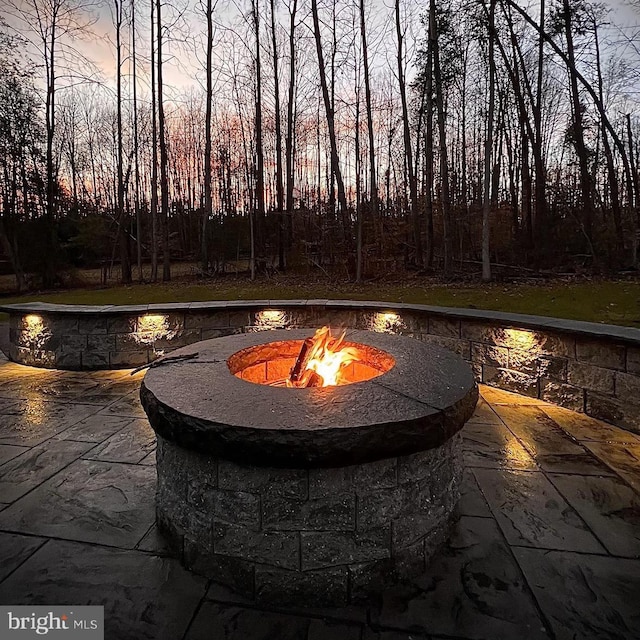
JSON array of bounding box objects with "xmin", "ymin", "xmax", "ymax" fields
[{"xmin": 0, "ymin": 0, "xmax": 639, "ymax": 291}]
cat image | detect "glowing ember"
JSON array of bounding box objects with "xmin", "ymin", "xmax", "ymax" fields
[{"xmin": 286, "ymin": 326, "xmax": 361, "ymax": 388}]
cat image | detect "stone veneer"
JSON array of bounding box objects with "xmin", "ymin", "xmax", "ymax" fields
[
  {"xmin": 155, "ymin": 433, "xmax": 462, "ymax": 606},
  {"xmin": 2, "ymin": 299, "xmax": 640, "ymax": 434}
]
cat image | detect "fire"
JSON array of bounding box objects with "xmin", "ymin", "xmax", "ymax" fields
[{"xmin": 287, "ymin": 326, "xmax": 361, "ymax": 388}]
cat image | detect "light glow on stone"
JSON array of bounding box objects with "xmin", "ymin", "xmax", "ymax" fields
[
  {"xmin": 255, "ymin": 309, "xmax": 287, "ymax": 329},
  {"xmin": 371, "ymin": 311, "xmax": 405, "ymax": 334},
  {"xmin": 504, "ymin": 328, "xmax": 536, "ymax": 350},
  {"xmin": 20, "ymin": 314, "xmax": 52, "ymax": 350},
  {"xmin": 133, "ymin": 314, "xmax": 178, "ymax": 348}
]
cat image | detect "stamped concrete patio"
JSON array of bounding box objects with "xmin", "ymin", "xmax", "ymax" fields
[{"xmin": 0, "ymin": 352, "xmax": 638, "ymax": 639}]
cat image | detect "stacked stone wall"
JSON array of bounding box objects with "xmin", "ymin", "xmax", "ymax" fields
[{"xmin": 3, "ymin": 300, "xmax": 639, "ymax": 433}]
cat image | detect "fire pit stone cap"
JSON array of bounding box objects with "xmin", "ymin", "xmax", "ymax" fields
[{"xmin": 140, "ymin": 329, "xmax": 478, "ymax": 468}]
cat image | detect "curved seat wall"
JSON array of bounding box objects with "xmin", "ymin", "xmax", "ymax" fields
[{"xmin": 2, "ymin": 299, "xmax": 639, "ymax": 434}]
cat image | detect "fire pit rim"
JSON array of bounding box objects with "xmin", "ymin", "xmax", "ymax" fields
[{"xmin": 140, "ymin": 328, "xmax": 478, "ymax": 468}]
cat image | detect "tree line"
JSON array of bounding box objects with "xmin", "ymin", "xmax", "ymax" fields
[{"xmin": 0, "ymin": 0, "xmax": 639, "ymax": 291}]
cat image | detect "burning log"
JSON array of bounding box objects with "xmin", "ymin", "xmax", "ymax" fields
[
  {"xmin": 289, "ymin": 335, "xmax": 319, "ymax": 383},
  {"xmin": 285, "ymin": 326, "xmax": 361, "ymax": 388}
]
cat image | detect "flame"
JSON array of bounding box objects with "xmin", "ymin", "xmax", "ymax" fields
[{"xmin": 288, "ymin": 326, "xmax": 361, "ymax": 387}]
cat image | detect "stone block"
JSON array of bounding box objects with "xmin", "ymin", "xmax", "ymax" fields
[
  {"xmin": 540, "ymin": 379, "xmax": 584, "ymax": 412},
  {"xmin": 184, "ymin": 544, "xmax": 255, "ymax": 598},
  {"xmin": 586, "ymin": 391, "xmax": 640, "ymax": 435},
  {"xmin": 109, "ymin": 350, "xmax": 148, "ymax": 367},
  {"xmin": 394, "ymin": 538, "xmax": 427, "ymax": 578},
  {"xmin": 255, "ymin": 566, "xmax": 348, "ymax": 607},
  {"xmin": 461, "ymin": 323, "xmax": 575, "ymax": 358},
  {"xmin": 214, "ymin": 489, "xmax": 261, "ymax": 528},
  {"xmin": 218, "ymin": 460, "xmax": 307, "ymax": 499},
  {"xmin": 567, "ymin": 361, "xmax": 615, "ymax": 395},
  {"xmin": 538, "ymin": 356, "xmax": 568, "ymax": 381},
  {"xmin": 184, "ymin": 312, "xmax": 231, "ymax": 330},
  {"xmin": 300, "ymin": 527, "xmax": 391, "ymax": 571},
  {"xmin": 262, "ymin": 494, "xmax": 355, "ymax": 531},
  {"xmin": 536, "ymin": 332, "xmax": 576, "ymax": 358},
  {"xmin": 472, "ymin": 343, "xmax": 509, "ymax": 368},
  {"xmin": 60, "ymin": 334, "xmax": 87, "ymax": 352},
  {"xmin": 391, "ymin": 510, "xmax": 447, "ymax": 551},
  {"xmin": 202, "ymin": 327, "xmax": 243, "ymax": 340},
  {"xmin": 106, "ymin": 316, "xmax": 134, "ymax": 334},
  {"xmin": 152, "ymin": 328, "xmax": 201, "ymax": 351},
  {"xmin": 115, "ymin": 333, "xmax": 146, "ymax": 352},
  {"xmin": 627, "ymin": 347, "xmax": 640, "ymax": 375},
  {"xmin": 55, "ymin": 350, "xmax": 82, "ymax": 370},
  {"xmin": 186, "ymin": 479, "xmax": 218, "ymax": 512},
  {"xmin": 228, "ymin": 310, "xmax": 251, "ymax": 329},
  {"xmin": 81, "ymin": 351, "xmax": 110, "ymax": 369},
  {"xmin": 14, "ymin": 347, "xmax": 56, "ymax": 367},
  {"xmin": 50, "ymin": 317, "xmax": 79, "ymax": 335},
  {"xmin": 397, "ymin": 442, "xmax": 451, "ymax": 484},
  {"xmin": 419, "ymin": 335, "xmax": 471, "ymax": 360},
  {"xmin": 428, "ymin": 317, "xmax": 461, "ymax": 338},
  {"xmin": 508, "ymin": 348, "xmax": 538, "ymax": 378},
  {"xmin": 357, "ymin": 482, "xmax": 432, "ymax": 530},
  {"xmin": 78, "ymin": 316, "xmax": 108, "ymax": 335},
  {"xmin": 353, "ymin": 457, "xmax": 397, "ymax": 492},
  {"xmin": 576, "ymin": 339, "xmax": 625, "ymax": 370},
  {"xmin": 184, "ymin": 508, "xmax": 214, "ymax": 549},
  {"xmin": 213, "ymin": 521, "xmax": 299, "ymax": 570},
  {"xmin": 308, "ymin": 466, "xmax": 353, "ymax": 499},
  {"xmin": 615, "ymin": 371, "xmax": 640, "ymax": 403},
  {"xmin": 461, "ymin": 322, "xmax": 504, "ymax": 345},
  {"xmin": 348, "ymin": 558, "xmax": 396, "ymax": 604},
  {"xmin": 86, "ymin": 333, "xmax": 116, "ymax": 352},
  {"xmin": 483, "ymin": 365, "xmax": 539, "ymax": 398}
]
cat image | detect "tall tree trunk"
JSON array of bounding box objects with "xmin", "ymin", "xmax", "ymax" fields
[
  {"xmin": 131, "ymin": 0, "xmax": 142, "ymax": 281},
  {"xmin": 563, "ymin": 0, "xmax": 595, "ymax": 252},
  {"xmin": 115, "ymin": 0, "xmax": 131, "ymax": 284},
  {"xmin": 430, "ymin": 0, "xmax": 453, "ymax": 272},
  {"xmin": 270, "ymin": 0, "xmax": 285, "ymax": 270},
  {"xmin": 157, "ymin": 0, "xmax": 171, "ymax": 281},
  {"xmin": 482, "ymin": 0, "xmax": 495, "ymax": 282},
  {"xmin": 355, "ymin": 69, "xmax": 362, "ymax": 283},
  {"xmin": 533, "ymin": 0, "xmax": 546, "ymax": 255},
  {"xmin": 424, "ymin": 26, "xmax": 434, "ymax": 268},
  {"xmin": 628, "ymin": 114, "xmax": 640, "ymax": 266},
  {"xmin": 593, "ymin": 17, "xmax": 623, "ymax": 259},
  {"xmin": 284, "ymin": 0, "xmax": 298, "ymax": 249},
  {"xmin": 396, "ymin": 0, "xmax": 421, "ymax": 267},
  {"xmin": 150, "ymin": 0, "xmax": 158, "ymax": 281},
  {"xmin": 310, "ymin": 0, "xmax": 348, "ymax": 229},
  {"xmin": 44, "ymin": 11, "xmax": 58, "ymax": 288},
  {"xmin": 359, "ymin": 0, "xmax": 377, "ymax": 259},
  {"xmin": 252, "ymin": 0, "xmax": 266, "ymax": 274},
  {"xmin": 203, "ymin": 0, "xmax": 214, "ymax": 273}
]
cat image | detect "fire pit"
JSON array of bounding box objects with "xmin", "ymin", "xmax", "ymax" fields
[{"xmin": 140, "ymin": 329, "xmax": 478, "ymax": 606}]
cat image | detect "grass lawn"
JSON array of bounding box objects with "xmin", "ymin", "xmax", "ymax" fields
[{"xmin": 0, "ymin": 274, "xmax": 639, "ymax": 327}]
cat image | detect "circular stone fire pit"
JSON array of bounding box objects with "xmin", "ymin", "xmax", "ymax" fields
[{"xmin": 140, "ymin": 329, "xmax": 478, "ymax": 606}]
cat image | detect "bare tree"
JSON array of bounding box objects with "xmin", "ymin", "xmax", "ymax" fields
[
  {"xmin": 5, "ymin": 0, "xmax": 97, "ymax": 287},
  {"xmin": 311, "ymin": 0, "xmax": 349, "ymax": 226},
  {"xmin": 202, "ymin": 0, "xmax": 216, "ymax": 273},
  {"xmin": 157, "ymin": 0, "xmax": 170, "ymax": 281},
  {"xmin": 396, "ymin": 0, "xmax": 421, "ymax": 266},
  {"xmin": 113, "ymin": 0, "xmax": 131, "ymax": 283},
  {"xmin": 482, "ymin": 0, "xmax": 496, "ymax": 282}
]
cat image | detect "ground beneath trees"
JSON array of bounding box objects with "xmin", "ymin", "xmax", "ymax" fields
[{"xmin": 0, "ymin": 268, "xmax": 638, "ymax": 327}]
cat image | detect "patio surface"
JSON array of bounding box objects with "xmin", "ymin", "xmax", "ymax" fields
[{"xmin": 0, "ymin": 354, "xmax": 638, "ymax": 639}]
